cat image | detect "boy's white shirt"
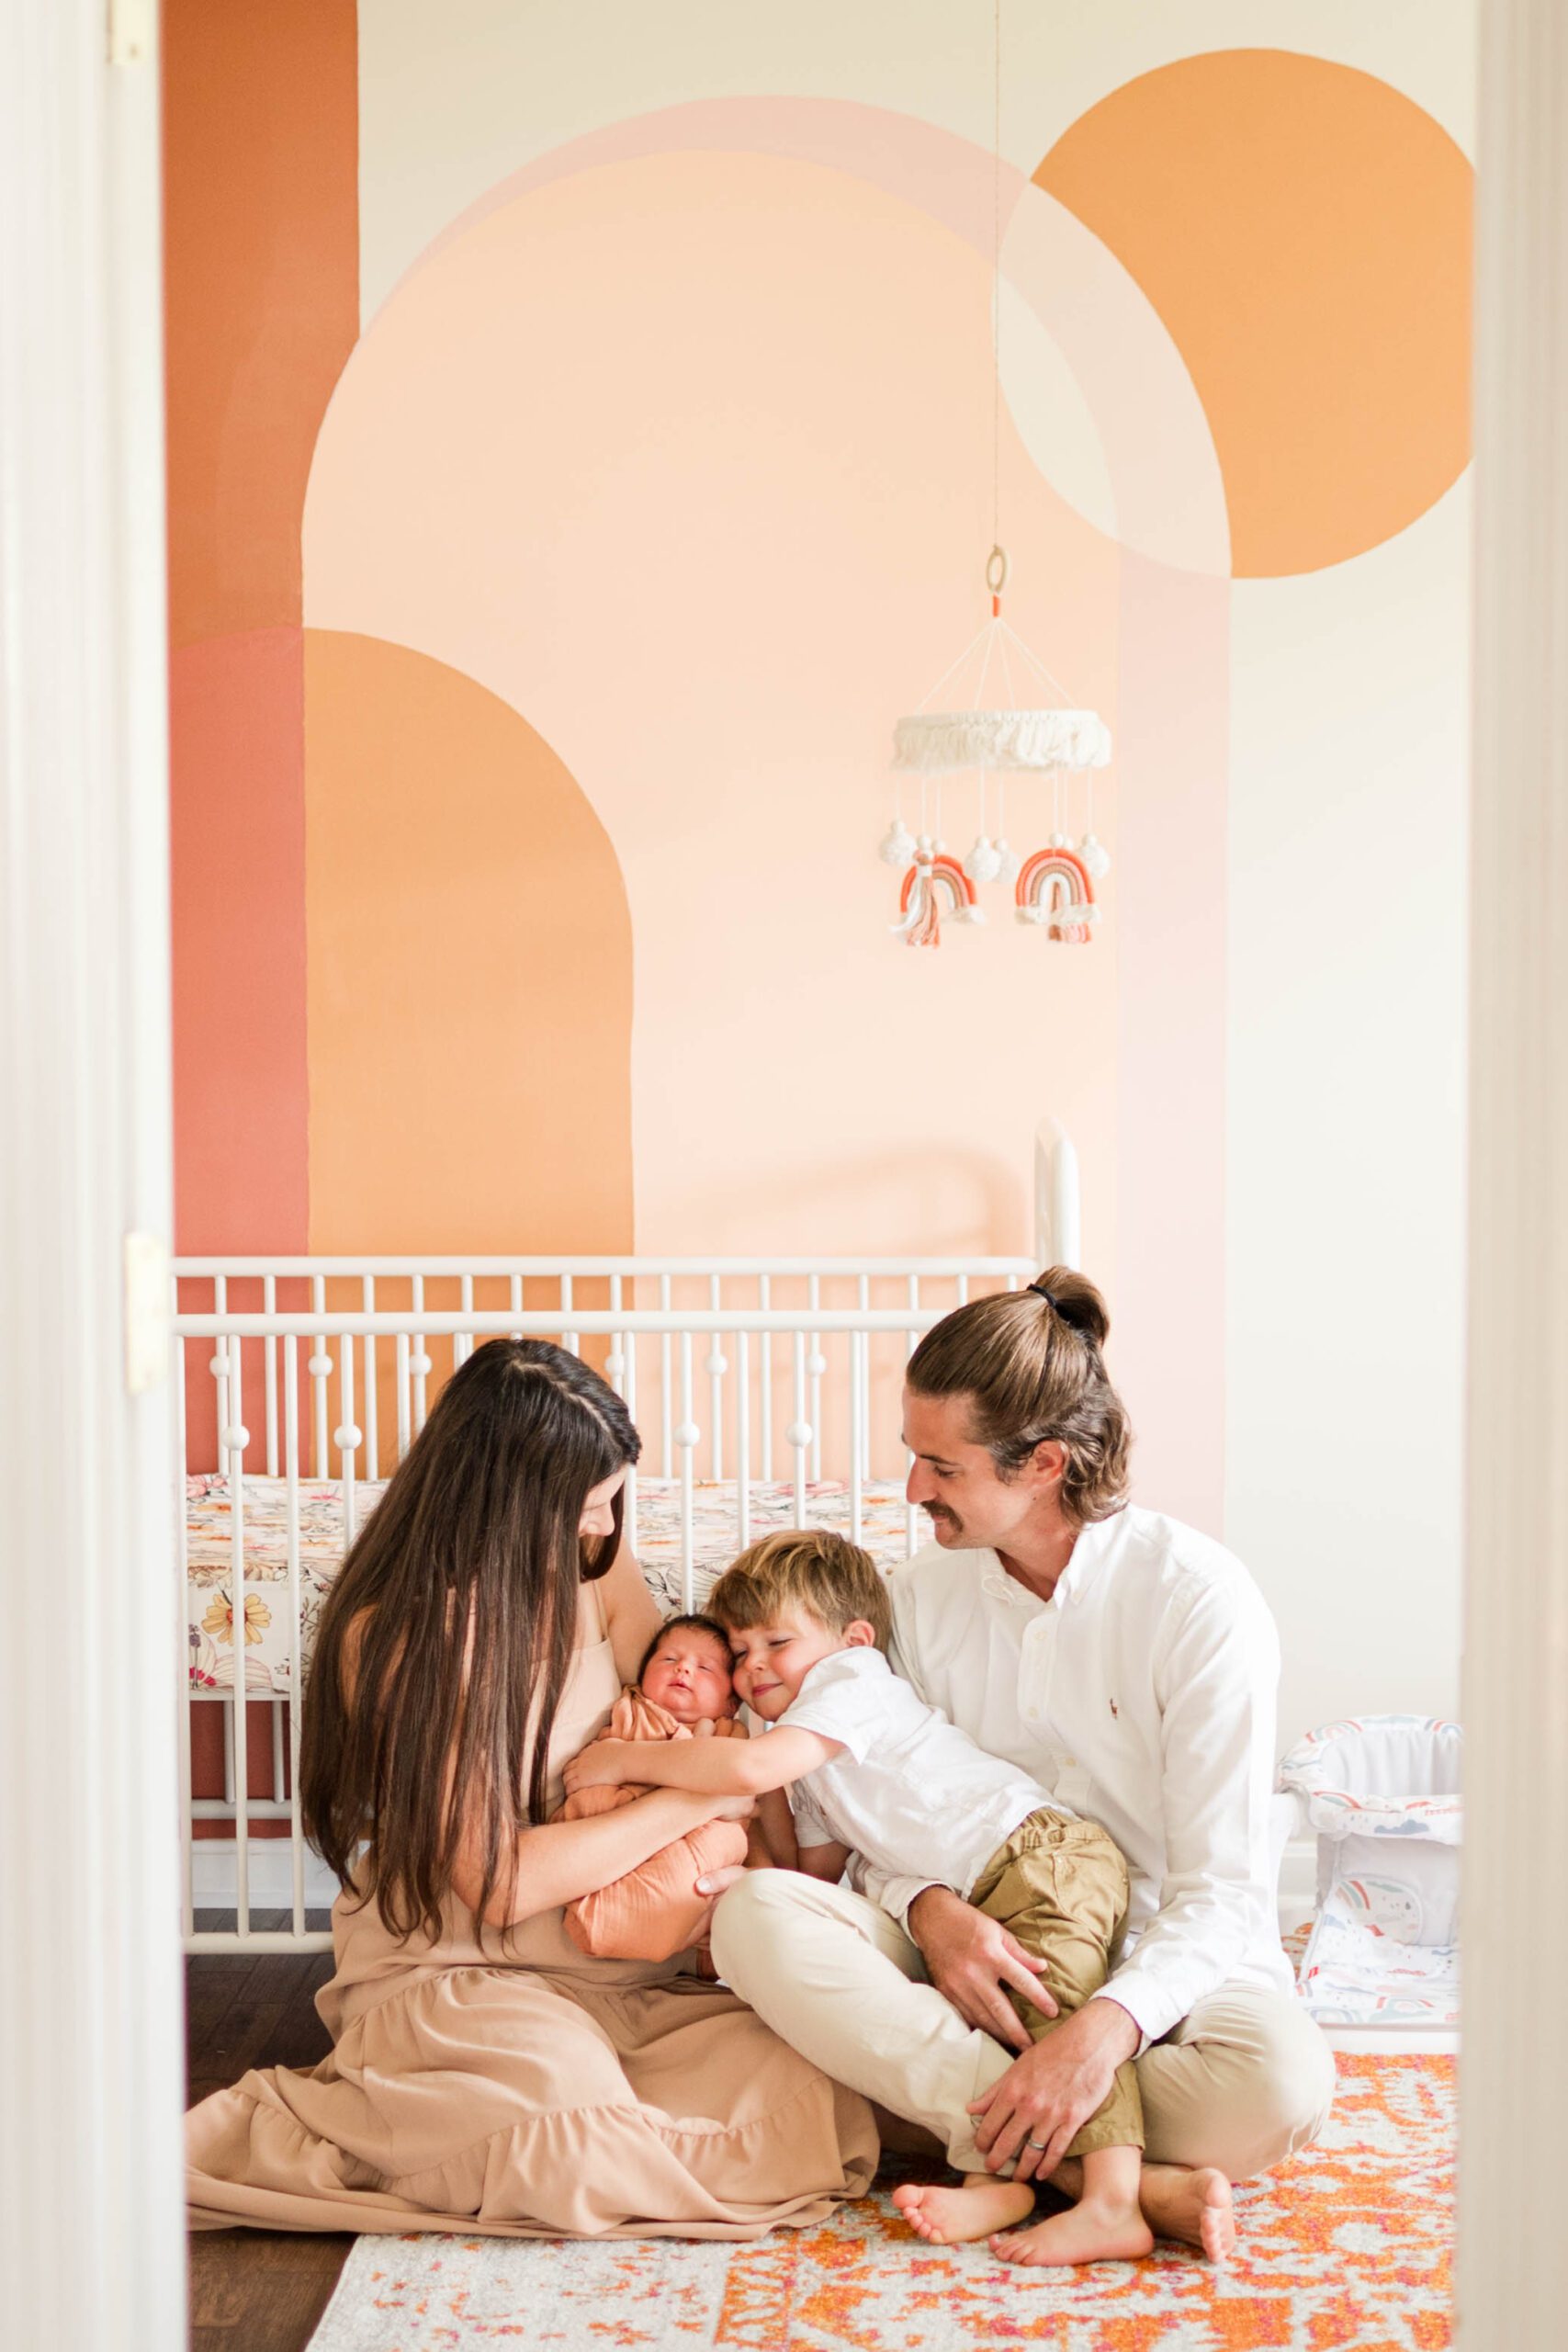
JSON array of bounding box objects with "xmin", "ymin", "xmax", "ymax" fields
[
  {"xmin": 863, "ymin": 1506, "xmax": 1293, "ymax": 2051},
  {"xmin": 776, "ymin": 1646, "xmax": 1054, "ymax": 1899}
]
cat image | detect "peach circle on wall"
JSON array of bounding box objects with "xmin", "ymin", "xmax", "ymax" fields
[{"xmin": 1034, "ymin": 49, "xmax": 1473, "ymax": 579}]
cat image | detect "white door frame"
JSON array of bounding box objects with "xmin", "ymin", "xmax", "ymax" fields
[
  {"xmin": 1460, "ymin": 0, "xmax": 1568, "ymax": 2344},
  {"xmin": 0, "ymin": 5, "xmax": 186, "ymax": 2346},
  {"xmin": 0, "ymin": 1, "xmax": 1560, "ymax": 2344}
]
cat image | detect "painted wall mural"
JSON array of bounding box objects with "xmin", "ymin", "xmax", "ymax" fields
[{"xmin": 165, "ymin": 1, "xmax": 1473, "ymax": 1738}]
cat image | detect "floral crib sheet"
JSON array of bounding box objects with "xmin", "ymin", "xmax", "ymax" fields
[{"xmin": 186, "ymin": 1472, "xmax": 915, "ymax": 1697}]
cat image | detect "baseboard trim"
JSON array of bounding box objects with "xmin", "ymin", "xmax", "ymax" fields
[{"xmin": 190, "ymin": 1840, "xmax": 339, "ymax": 1908}]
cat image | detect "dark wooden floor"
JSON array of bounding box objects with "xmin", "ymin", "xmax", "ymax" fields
[{"xmin": 186, "ymin": 1915, "xmax": 351, "ymax": 2352}]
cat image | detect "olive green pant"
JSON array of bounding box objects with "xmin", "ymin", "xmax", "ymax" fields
[{"xmin": 969, "ymin": 1806, "xmax": 1145, "ymax": 2158}]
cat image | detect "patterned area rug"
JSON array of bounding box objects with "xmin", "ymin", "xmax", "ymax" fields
[{"xmin": 306, "ymin": 2053, "xmax": 1452, "ymax": 2350}]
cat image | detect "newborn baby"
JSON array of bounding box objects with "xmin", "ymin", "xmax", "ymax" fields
[{"xmin": 557, "ymin": 1614, "xmax": 755, "ymax": 1962}]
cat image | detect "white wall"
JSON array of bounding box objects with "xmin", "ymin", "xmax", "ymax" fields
[{"xmin": 1225, "ymin": 482, "xmax": 1471, "ymax": 1748}]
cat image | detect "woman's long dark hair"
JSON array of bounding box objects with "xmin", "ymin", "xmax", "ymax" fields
[{"xmin": 301, "ymin": 1338, "xmax": 640, "ymax": 1940}]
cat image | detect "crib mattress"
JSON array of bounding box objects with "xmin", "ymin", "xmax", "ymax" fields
[{"xmin": 184, "ymin": 1472, "xmax": 914, "ymax": 1697}]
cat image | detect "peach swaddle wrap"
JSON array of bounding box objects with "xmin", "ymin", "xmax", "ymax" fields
[{"xmin": 556, "ymin": 1687, "xmax": 750, "ymax": 1962}]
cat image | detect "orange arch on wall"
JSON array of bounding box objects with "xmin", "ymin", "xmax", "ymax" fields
[{"xmin": 303, "ymin": 630, "xmax": 635, "ymax": 1260}]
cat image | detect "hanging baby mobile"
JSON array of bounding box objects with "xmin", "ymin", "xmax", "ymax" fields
[{"xmin": 881, "ymin": 1, "xmax": 1112, "ymax": 950}]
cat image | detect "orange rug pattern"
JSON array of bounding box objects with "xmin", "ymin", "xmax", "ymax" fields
[{"xmin": 309, "ymin": 2053, "xmax": 1452, "ymax": 2350}]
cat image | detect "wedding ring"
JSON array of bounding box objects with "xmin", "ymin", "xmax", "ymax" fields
[{"xmin": 1026, "ymin": 2137, "xmax": 1049, "ymax": 2152}]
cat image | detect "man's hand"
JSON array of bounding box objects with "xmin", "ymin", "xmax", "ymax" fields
[
  {"xmin": 966, "ymin": 1998, "xmax": 1140, "ymax": 2182},
  {"xmin": 907, "ymin": 1886, "xmax": 1059, "ymax": 2050},
  {"xmin": 563, "ymin": 1739, "xmax": 637, "ymax": 1795}
]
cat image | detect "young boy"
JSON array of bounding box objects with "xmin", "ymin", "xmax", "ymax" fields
[{"xmin": 564, "ymin": 1532, "xmax": 1153, "ymax": 2267}]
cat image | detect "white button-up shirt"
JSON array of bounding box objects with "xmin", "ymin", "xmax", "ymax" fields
[{"xmin": 873, "ymin": 1506, "xmax": 1293, "ymax": 2047}]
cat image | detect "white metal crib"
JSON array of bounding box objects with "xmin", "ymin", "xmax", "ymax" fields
[{"xmin": 172, "ymin": 1126, "xmax": 1079, "ymax": 1952}]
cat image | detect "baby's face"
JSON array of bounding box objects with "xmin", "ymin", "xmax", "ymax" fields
[{"xmin": 640, "ymin": 1628, "xmax": 737, "ymax": 1726}]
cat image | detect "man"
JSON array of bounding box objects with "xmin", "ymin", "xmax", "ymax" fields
[{"xmin": 707, "ymin": 1267, "xmax": 1334, "ymax": 2258}]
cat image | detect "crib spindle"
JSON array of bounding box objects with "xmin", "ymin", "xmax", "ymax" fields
[
  {"xmin": 808, "ymin": 1274, "xmax": 823, "ymax": 1484},
  {"xmin": 760, "ymin": 1275, "xmax": 773, "ymax": 1482},
  {"xmin": 850, "ymin": 1330, "xmax": 865, "ymax": 1547},
  {"xmin": 264, "ymin": 1273, "xmax": 278, "ymax": 1476},
  {"xmin": 336, "ymin": 1335, "xmax": 359, "ymax": 1548},
  {"xmin": 737, "ymin": 1329, "xmax": 751, "ymax": 1551},
  {"xmin": 222, "ymin": 1327, "xmax": 251, "ymax": 1939},
  {"xmin": 395, "ymin": 1329, "xmax": 411, "ymax": 1464},
  {"xmin": 858, "ymin": 1274, "xmax": 872, "ymax": 1480},
  {"xmin": 706, "ymin": 1273, "xmax": 725, "ymax": 1479},
  {"xmin": 309, "ymin": 1275, "xmax": 329, "ymax": 1477},
  {"xmin": 676, "ymin": 1331, "xmax": 697, "ymax": 1613},
  {"xmin": 411, "ymin": 1274, "xmax": 430, "ymax": 1435},
  {"xmin": 175, "ymin": 1332, "xmax": 194, "ymax": 1939},
  {"xmin": 906, "ymin": 1274, "xmax": 920, "ymax": 1556},
  {"xmin": 362, "ymin": 1274, "xmax": 378, "ymax": 1480},
  {"xmin": 788, "ymin": 1332, "xmax": 810, "ymax": 1526},
  {"xmin": 284, "ymin": 1334, "xmax": 306, "ymax": 1937},
  {"xmin": 622, "ymin": 1303, "xmax": 639, "ymax": 1558},
  {"xmin": 660, "ymin": 1276, "xmax": 672, "ymax": 1477}
]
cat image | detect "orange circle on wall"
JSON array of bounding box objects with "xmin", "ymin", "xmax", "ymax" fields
[{"xmin": 1034, "ymin": 50, "xmax": 1472, "ymax": 578}]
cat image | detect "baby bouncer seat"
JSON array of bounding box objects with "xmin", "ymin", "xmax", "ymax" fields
[{"xmin": 1278, "ymin": 1714, "xmax": 1461, "ymax": 2029}]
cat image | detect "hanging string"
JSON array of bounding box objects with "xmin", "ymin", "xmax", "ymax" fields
[{"xmin": 992, "ymin": 0, "xmax": 1001, "ymax": 558}]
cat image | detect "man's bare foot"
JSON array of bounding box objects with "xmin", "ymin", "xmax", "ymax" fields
[
  {"xmin": 1132, "ymin": 2163, "xmax": 1235, "ymax": 2259},
  {"xmin": 989, "ymin": 2196, "xmax": 1155, "ymax": 2268},
  {"xmin": 893, "ymin": 2177, "xmax": 1035, "ymax": 2245}
]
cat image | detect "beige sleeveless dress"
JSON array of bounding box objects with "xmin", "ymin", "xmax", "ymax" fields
[{"xmin": 186, "ymin": 1591, "xmax": 877, "ymax": 2238}]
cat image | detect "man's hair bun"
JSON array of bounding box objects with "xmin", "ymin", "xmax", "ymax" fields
[{"xmin": 1029, "ymin": 1266, "xmax": 1111, "ymax": 1350}]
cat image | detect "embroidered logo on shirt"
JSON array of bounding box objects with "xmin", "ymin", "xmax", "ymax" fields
[{"xmin": 1109, "ymin": 1699, "xmax": 1119, "ymax": 1719}]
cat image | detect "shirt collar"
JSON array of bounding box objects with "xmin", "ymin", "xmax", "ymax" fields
[{"xmin": 979, "ymin": 1513, "xmax": 1119, "ymax": 1612}]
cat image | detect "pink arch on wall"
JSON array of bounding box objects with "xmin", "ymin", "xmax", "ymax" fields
[{"xmin": 343, "ymin": 96, "xmax": 1230, "ymax": 1531}]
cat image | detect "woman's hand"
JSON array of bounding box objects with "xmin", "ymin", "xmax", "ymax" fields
[
  {"xmin": 563, "ymin": 1739, "xmax": 637, "ymax": 1795},
  {"xmin": 906, "ymin": 1885, "xmax": 1058, "ymax": 2050}
]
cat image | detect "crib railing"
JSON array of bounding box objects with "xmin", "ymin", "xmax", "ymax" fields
[
  {"xmin": 171, "ymin": 1259, "xmax": 1033, "ymax": 1485},
  {"xmin": 172, "ymin": 1275, "xmax": 1030, "ymax": 1953}
]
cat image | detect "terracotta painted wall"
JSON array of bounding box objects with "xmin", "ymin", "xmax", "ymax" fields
[{"xmin": 166, "ymin": 1, "xmax": 1474, "ymax": 1746}]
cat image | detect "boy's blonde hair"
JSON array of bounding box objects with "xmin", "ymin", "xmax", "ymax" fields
[{"xmin": 707, "ymin": 1529, "xmax": 893, "ymax": 1650}]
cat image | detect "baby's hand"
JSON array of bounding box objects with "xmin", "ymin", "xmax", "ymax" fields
[{"xmin": 563, "ymin": 1740, "xmax": 635, "ymax": 1794}]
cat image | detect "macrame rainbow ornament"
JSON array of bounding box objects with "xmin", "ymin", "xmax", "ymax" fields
[
  {"xmin": 1015, "ymin": 843, "xmax": 1099, "ymax": 944},
  {"xmin": 892, "ymin": 842, "xmax": 986, "ymax": 949},
  {"xmin": 880, "ymin": 541, "xmax": 1112, "ymax": 949}
]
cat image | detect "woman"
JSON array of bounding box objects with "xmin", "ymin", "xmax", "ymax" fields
[{"xmin": 186, "ymin": 1340, "xmax": 876, "ymax": 2238}]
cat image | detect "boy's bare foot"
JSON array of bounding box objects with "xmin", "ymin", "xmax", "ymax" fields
[
  {"xmin": 989, "ymin": 2195, "xmax": 1155, "ymax": 2268},
  {"xmin": 1135, "ymin": 2164, "xmax": 1235, "ymax": 2259},
  {"xmin": 893, "ymin": 2177, "xmax": 1035, "ymax": 2245},
  {"xmin": 1052, "ymin": 2155, "xmax": 1236, "ymax": 2257}
]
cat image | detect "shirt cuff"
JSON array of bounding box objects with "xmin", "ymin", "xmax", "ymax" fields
[
  {"xmin": 875, "ymin": 1875, "xmax": 945, "ymax": 1931},
  {"xmin": 1089, "ymin": 1973, "xmax": 1179, "ymax": 2055}
]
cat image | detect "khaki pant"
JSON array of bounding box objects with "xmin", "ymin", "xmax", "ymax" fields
[
  {"xmin": 970, "ymin": 1808, "xmax": 1143, "ymax": 2159},
  {"xmin": 709, "ymin": 1866, "xmax": 1335, "ymax": 2180}
]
